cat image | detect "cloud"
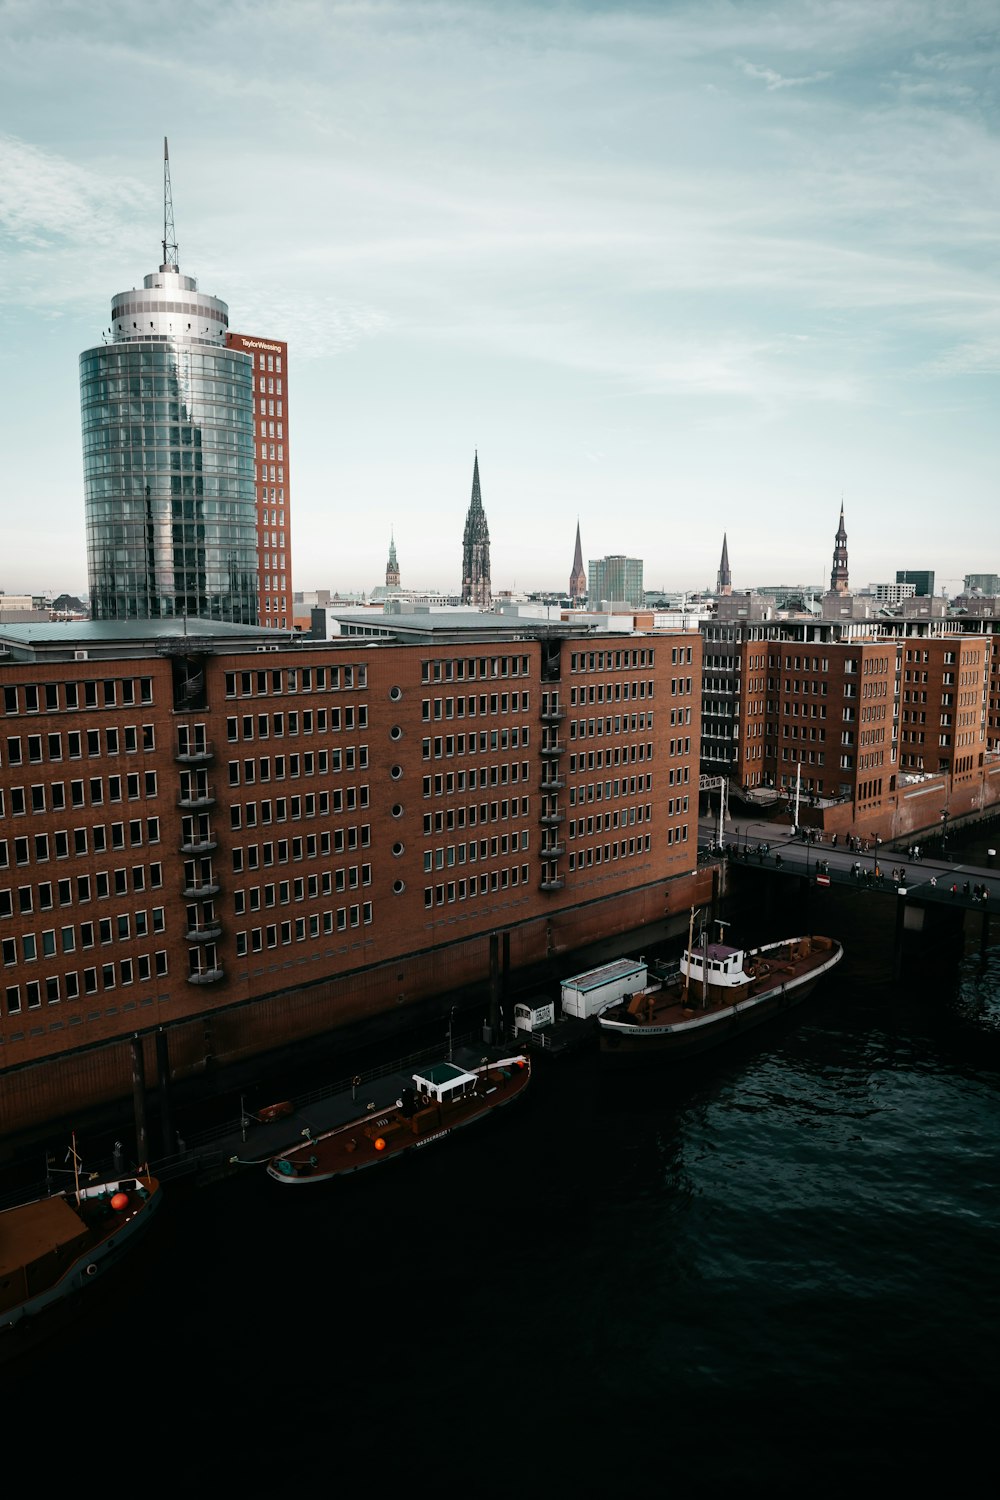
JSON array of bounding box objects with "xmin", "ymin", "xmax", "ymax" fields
[
  {"xmin": 0, "ymin": 134, "xmax": 147, "ymax": 250},
  {"xmin": 737, "ymin": 59, "xmax": 832, "ymax": 90},
  {"xmin": 227, "ymin": 288, "xmax": 392, "ymax": 360}
]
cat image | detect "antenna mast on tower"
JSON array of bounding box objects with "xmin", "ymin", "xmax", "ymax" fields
[{"xmin": 161, "ymin": 136, "xmax": 178, "ymax": 271}]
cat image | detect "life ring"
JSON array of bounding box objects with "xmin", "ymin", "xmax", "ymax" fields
[{"xmin": 85, "ymin": 1263, "xmax": 98, "ymax": 1277}]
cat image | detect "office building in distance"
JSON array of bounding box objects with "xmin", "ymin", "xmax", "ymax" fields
[
  {"xmin": 896, "ymin": 570, "xmax": 934, "ymax": 598},
  {"xmin": 588, "ymin": 556, "xmax": 644, "ymax": 609}
]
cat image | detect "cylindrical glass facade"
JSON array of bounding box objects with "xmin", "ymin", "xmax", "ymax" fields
[{"xmin": 81, "ymin": 341, "xmax": 258, "ymax": 623}]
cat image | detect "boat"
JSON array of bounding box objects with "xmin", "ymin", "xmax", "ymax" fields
[
  {"xmin": 0, "ymin": 1145, "xmax": 161, "ymax": 1347},
  {"xmin": 599, "ymin": 916, "xmax": 843, "ymax": 1063},
  {"xmin": 267, "ymin": 1053, "xmax": 531, "ymax": 1184}
]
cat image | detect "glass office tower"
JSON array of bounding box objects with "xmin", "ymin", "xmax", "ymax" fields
[{"xmin": 81, "ymin": 257, "xmax": 258, "ymax": 623}]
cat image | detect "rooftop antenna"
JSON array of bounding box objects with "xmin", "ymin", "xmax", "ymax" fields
[{"xmin": 161, "ymin": 136, "xmax": 178, "ymax": 272}]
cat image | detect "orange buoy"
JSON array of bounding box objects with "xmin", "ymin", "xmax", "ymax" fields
[
  {"xmin": 374, "ymin": 1137, "xmax": 387, "ymax": 1152},
  {"xmin": 110, "ymin": 1191, "xmax": 129, "ymax": 1211}
]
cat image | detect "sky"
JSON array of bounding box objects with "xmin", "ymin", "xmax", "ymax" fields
[{"xmin": 1, "ymin": 0, "xmax": 999, "ymax": 600}]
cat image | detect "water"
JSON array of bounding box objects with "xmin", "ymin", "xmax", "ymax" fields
[{"xmin": 3, "ymin": 848, "xmax": 999, "ymax": 1492}]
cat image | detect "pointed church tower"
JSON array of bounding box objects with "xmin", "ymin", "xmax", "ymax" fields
[
  {"xmin": 569, "ymin": 520, "xmax": 586, "ymax": 602},
  {"xmin": 461, "ymin": 452, "xmax": 492, "ymax": 607},
  {"xmin": 385, "ymin": 531, "xmax": 400, "ymax": 590},
  {"xmin": 716, "ymin": 533, "xmax": 732, "ymax": 596},
  {"xmin": 830, "ymin": 502, "xmax": 849, "ymax": 596}
]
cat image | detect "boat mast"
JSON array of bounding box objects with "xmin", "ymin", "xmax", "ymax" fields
[
  {"xmin": 70, "ymin": 1132, "xmax": 81, "ymax": 1206},
  {"xmin": 683, "ymin": 906, "xmax": 695, "ymax": 1005}
]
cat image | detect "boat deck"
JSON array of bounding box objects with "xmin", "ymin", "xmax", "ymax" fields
[
  {"xmin": 608, "ymin": 937, "xmax": 840, "ymax": 1030},
  {"xmin": 269, "ymin": 1056, "xmax": 530, "ymax": 1182}
]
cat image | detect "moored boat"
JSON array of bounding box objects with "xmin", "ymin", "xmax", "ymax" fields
[
  {"xmin": 267, "ymin": 1054, "xmax": 531, "ymax": 1184},
  {"xmin": 599, "ymin": 918, "xmax": 843, "ymax": 1063},
  {"xmin": 0, "ymin": 1152, "xmax": 161, "ymax": 1347}
]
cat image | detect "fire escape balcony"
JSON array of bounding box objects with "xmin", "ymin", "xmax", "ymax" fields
[
  {"xmin": 182, "ymin": 879, "xmax": 221, "ymax": 899},
  {"xmin": 540, "ymin": 773, "xmax": 565, "ymax": 792},
  {"xmin": 540, "ymin": 841, "xmax": 566, "ymax": 858},
  {"xmin": 175, "ymin": 741, "xmax": 214, "ymax": 765},
  {"xmin": 539, "ymin": 875, "xmax": 565, "ymax": 892},
  {"xmin": 541, "ymin": 706, "xmax": 567, "ymax": 723},
  {"xmin": 179, "ymin": 836, "xmax": 218, "ymax": 855},
  {"xmin": 540, "ymin": 740, "xmax": 566, "ymax": 758},
  {"xmin": 187, "ymin": 967, "xmax": 225, "ymax": 986},
  {"xmin": 177, "ymin": 788, "xmax": 216, "ymax": 810},
  {"xmin": 186, "ymin": 922, "xmax": 223, "ymax": 944},
  {"xmin": 540, "ymin": 808, "xmax": 565, "ymax": 825}
]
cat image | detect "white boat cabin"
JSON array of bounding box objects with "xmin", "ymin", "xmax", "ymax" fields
[
  {"xmin": 514, "ymin": 998, "xmax": 556, "ymax": 1034},
  {"xmin": 681, "ymin": 941, "xmax": 749, "ymax": 991},
  {"xmin": 412, "ymin": 1062, "xmax": 479, "ymax": 1104}
]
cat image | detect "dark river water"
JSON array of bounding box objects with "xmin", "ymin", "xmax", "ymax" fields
[{"xmin": 3, "ymin": 826, "xmax": 999, "ymax": 1494}]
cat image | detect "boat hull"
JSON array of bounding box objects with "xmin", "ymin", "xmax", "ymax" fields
[
  {"xmin": 0, "ymin": 1176, "xmax": 161, "ymax": 1350},
  {"xmin": 599, "ymin": 938, "xmax": 842, "ymax": 1064},
  {"xmin": 267, "ymin": 1056, "xmax": 530, "ymax": 1184}
]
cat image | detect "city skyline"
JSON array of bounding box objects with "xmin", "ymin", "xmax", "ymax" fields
[{"xmin": 2, "ymin": 1, "xmax": 998, "ymax": 598}]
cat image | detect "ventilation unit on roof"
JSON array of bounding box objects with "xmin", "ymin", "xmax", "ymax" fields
[{"xmin": 73, "ymin": 650, "xmax": 89, "ymax": 661}]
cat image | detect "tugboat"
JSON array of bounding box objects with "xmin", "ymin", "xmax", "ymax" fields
[
  {"xmin": 267, "ymin": 1054, "xmax": 531, "ymax": 1184},
  {"xmin": 0, "ymin": 1141, "xmax": 161, "ymax": 1349},
  {"xmin": 599, "ymin": 915, "xmax": 843, "ymax": 1063}
]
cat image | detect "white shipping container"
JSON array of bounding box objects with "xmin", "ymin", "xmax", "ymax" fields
[{"xmin": 560, "ymin": 958, "xmax": 648, "ymax": 1019}]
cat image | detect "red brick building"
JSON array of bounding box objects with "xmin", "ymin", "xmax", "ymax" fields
[
  {"xmin": 899, "ymin": 636, "xmax": 991, "ymax": 784},
  {"xmin": 0, "ymin": 619, "xmax": 708, "ymax": 1135},
  {"xmin": 726, "ymin": 630, "xmax": 996, "ymax": 840},
  {"xmin": 225, "ymin": 333, "xmax": 292, "ymax": 629}
]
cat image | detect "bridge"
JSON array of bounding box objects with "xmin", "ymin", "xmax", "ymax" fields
[
  {"xmin": 708, "ymin": 831, "xmax": 998, "ymax": 907},
  {"xmin": 699, "ymin": 818, "xmax": 998, "ymax": 974}
]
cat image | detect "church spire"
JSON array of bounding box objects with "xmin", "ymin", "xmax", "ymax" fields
[
  {"xmin": 569, "ymin": 520, "xmax": 586, "ymax": 602},
  {"xmin": 385, "ymin": 530, "xmax": 400, "ymax": 589},
  {"xmin": 830, "ymin": 500, "xmax": 849, "ymax": 596},
  {"xmin": 461, "ymin": 452, "xmax": 491, "ymax": 607},
  {"xmin": 717, "ymin": 532, "xmax": 732, "ymax": 596}
]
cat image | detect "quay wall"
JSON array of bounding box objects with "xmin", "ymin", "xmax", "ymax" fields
[{"xmin": 0, "ymin": 866, "xmax": 711, "ymax": 1142}]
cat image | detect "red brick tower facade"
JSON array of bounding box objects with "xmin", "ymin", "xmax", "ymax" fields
[{"xmin": 226, "ymin": 333, "xmax": 292, "ymax": 629}]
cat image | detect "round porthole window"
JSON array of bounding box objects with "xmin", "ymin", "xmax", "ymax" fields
[
  {"xmin": 393, "ymin": 879, "xmax": 405, "ymax": 894},
  {"xmin": 389, "ymin": 686, "xmax": 402, "ymax": 701},
  {"xmin": 390, "ymin": 765, "xmax": 403, "ymax": 780},
  {"xmin": 392, "ymin": 842, "xmax": 404, "ymax": 857},
  {"xmin": 391, "ymin": 803, "xmax": 404, "ymax": 818},
  {"xmin": 390, "ymin": 725, "xmax": 403, "ymax": 740}
]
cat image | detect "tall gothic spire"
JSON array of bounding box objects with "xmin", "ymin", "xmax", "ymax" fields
[
  {"xmin": 717, "ymin": 532, "xmax": 732, "ymax": 596},
  {"xmin": 830, "ymin": 501, "xmax": 849, "ymax": 596},
  {"xmin": 569, "ymin": 520, "xmax": 586, "ymax": 602},
  {"xmin": 461, "ymin": 452, "xmax": 491, "ymax": 607},
  {"xmin": 385, "ymin": 530, "xmax": 400, "ymax": 589}
]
